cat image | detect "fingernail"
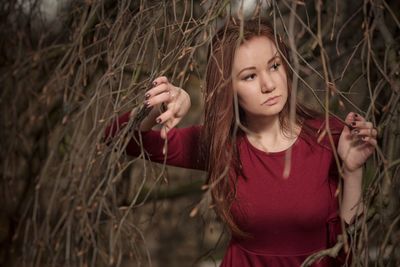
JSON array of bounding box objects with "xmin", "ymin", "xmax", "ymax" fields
[
  {"xmin": 362, "ymin": 136, "xmax": 366, "ymax": 141},
  {"xmin": 145, "ymin": 93, "xmax": 150, "ymax": 99},
  {"xmin": 153, "ymin": 81, "xmax": 157, "ymax": 86},
  {"xmin": 156, "ymin": 118, "xmax": 162, "ymax": 124},
  {"xmin": 352, "ymin": 129, "xmax": 359, "ymax": 134},
  {"xmin": 144, "ymin": 100, "xmax": 150, "ymax": 107}
]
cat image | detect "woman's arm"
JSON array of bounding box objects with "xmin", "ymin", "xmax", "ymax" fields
[
  {"xmin": 140, "ymin": 76, "xmax": 191, "ymax": 139},
  {"xmin": 341, "ymin": 167, "xmax": 363, "ymax": 223},
  {"xmin": 338, "ymin": 112, "xmax": 377, "ymax": 223},
  {"xmin": 105, "ymin": 76, "xmax": 204, "ymax": 169}
]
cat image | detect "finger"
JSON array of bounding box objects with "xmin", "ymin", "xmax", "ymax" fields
[
  {"xmin": 167, "ymin": 118, "xmax": 180, "ymax": 130},
  {"xmin": 351, "ymin": 128, "xmax": 378, "ymax": 138},
  {"xmin": 145, "ymin": 91, "xmax": 171, "ymax": 107},
  {"xmin": 156, "ymin": 109, "xmax": 174, "ymax": 124},
  {"xmin": 349, "ymin": 121, "xmax": 373, "ymax": 129},
  {"xmin": 344, "ymin": 112, "xmax": 358, "ymax": 131},
  {"xmin": 152, "ymin": 76, "xmax": 169, "ymax": 86},
  {"xmin": 169, "ymin": 86, "xmax": 181, "ymax": 99},
  {"xmin": 344, "ymin": 112, "xmax": 355, "ymax": 125},
  {"xmin": 352, "ymin": 113, "xmax": 366, "ymax": 122},
  {"xmin": 145, "ymin": 83, "xmax": 169, "ymax": 99},
  {"xmin": 361, "ymin": 136, "xmax": 377, "ymax": 147},
  {"xmin": 160, "ymin": 124, "xmax": 170, "ymax": 140}
]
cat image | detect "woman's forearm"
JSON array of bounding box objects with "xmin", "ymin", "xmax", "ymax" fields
[
  {"xmin": 129, "ymin": 106, "xmax": 159, "ymax": 131},
  {"xmin": 340, "ymin": 167, "xmax": 364, "ymax": 224}
]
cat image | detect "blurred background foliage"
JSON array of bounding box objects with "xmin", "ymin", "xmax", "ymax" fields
[{"xmin": 0, "ymin": 0, "xmax": 399, "ymax": 266}]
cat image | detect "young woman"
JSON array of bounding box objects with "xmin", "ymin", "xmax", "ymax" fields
[{"xmin": 106, "ymin": 19, "xmax": 377, "ymax": 266}]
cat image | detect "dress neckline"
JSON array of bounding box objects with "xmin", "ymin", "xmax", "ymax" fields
[{"xmin": 242, "ymin": 127, "xmax": 303, "ymax": 157}]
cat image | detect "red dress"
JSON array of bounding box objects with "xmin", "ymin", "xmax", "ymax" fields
[{"xmin": 105, "ymin": 113, "xmax": 348, "ymax": 266}]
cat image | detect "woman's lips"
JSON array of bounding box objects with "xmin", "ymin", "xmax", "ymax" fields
[{"xmin": 262, "ymin": 95, "xmax": 281, "ymax": 106}]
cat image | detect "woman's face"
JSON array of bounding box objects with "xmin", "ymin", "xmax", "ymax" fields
[{"xmin": 231, "ymin": 36, "xmax": 288, "ymax": 123}]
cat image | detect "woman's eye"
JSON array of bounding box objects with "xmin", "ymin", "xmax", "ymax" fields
[
  {"xmin": 243, "ymin": 74, "xmax": 256, "ymax": 81},
  {"xmin": 271, "ymin": 62, "xmax": 281, "ymax": 71}
]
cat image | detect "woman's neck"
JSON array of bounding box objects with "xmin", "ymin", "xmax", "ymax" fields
[
  {"xmin": 244, "ymin": 115, "xmax": 300, "ymax": 153},
  {"xmin": 246, "ymin": 115, "xmax": 281, "ymax": 136}
]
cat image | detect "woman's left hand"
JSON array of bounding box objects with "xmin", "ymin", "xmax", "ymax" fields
[{"xmin": 337, "ymin": 112, "xmax": 377, "ymax": 172}]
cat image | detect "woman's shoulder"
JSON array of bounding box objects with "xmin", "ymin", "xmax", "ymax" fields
[
  {"xmin": 304, "ymin": 115, "xmax": 345, "ymax": 134},
  {"xmin": 302, "ymin": 115, "xmax": 345, "ymax": 148}
]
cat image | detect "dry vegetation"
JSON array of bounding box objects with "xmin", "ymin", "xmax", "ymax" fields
[{"xmin": 0, "ymin": 0, "xmax": 399, "ymax": 266}]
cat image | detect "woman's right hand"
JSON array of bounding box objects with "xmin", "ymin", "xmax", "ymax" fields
[{"xmin": 142, "ymin": 76, "xmax": 191, "ymax": 139}]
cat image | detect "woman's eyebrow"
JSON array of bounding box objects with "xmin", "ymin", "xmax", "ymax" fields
[
  {"xmin": 237, "ymin": 66, "xmax": 256, "ymax": 77},
  {"xmin": 236, "ymin": 52, "xmax": 281, "ymax": 77},
  {"xmin": 267, "ymin": 52, "xmax": 280, "ymax": 64}
]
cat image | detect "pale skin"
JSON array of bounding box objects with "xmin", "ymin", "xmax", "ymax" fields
[{"xmin": 135, "ymin": 36, "xmax": 377, "ymax": 224}]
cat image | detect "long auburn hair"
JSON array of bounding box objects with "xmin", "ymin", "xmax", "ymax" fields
[{"xmin": 201, "ymin": 18, "xmax": 321, "ymax": 237}]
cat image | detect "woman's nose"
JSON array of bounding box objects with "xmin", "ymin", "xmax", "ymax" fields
[{"xmin": 260, "ymin": 71, "xmax": 276, "ymax": 93}]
